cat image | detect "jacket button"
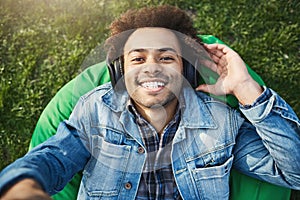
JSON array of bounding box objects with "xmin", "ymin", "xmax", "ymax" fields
[
  {"xmin": 137, "ymin": 146, "xmax": 145, "ymax": 154},
  {"xmin": 124, "ymin": 182, "xmax": 132, "ymax": 190}
]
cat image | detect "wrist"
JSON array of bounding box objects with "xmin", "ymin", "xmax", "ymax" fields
[{"xmin": 233, "ymin": 79, "xmax": 263, "ymax": 105}]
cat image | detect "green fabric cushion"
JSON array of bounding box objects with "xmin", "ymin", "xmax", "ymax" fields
[{"xmin": 29, "ymin": 35, "xmax": 291, "ymax": 200}]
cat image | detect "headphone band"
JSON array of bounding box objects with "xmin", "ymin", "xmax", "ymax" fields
[{"xmin": 107, "ymin": 56, "xmax": 200, "ymax": 90}]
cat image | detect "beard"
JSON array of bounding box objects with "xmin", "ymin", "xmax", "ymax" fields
[{"xmin": 132, "ymin": 89, "xmax": 178, "ymax": 109}]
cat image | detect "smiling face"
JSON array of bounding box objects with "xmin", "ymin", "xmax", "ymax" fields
[{"xmin": 123, "ymin": 28, "xmax": 183, "ymax": 110}]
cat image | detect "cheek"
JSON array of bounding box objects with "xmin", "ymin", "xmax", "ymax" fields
[
  {"xmin": 167, "ymin": 63, "xmax": 183, "ymax": 76},
  {"xmin": 173, "ymin": 73, "xmax": 184, "ymax": 88},
  {"xmin": 169, "ymin": 67, "xmax": 183, "ymax": 81},
  {"xmin": 124, "ymin": 65, "xmax": 139, "ymax": 77},
  {"xmin": 124, "ymin": 68, "xmax": 139, "ymax": 90}
]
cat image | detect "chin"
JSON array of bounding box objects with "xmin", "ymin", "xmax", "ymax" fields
[{"xmin": 140, "ymin": 95, "xmax": 177, "ymax": 109}]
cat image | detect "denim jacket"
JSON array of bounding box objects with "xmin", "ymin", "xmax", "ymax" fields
[{"xmin": 0, "ymin": 83, "xmax": 300, "ymax": 200}]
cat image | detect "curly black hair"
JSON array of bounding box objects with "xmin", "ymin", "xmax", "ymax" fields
[
  {"xmin": 109, "ymin": 5, "xmax": 199, "ymax": 40},
  {"xmin": 105, "ymin": 5, "xmax": 204, "ymax": 62}
]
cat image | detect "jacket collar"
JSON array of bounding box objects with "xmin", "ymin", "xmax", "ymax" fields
[
  {"xmin": 180, "ymin": 87, "xmax": 217, "ymax": 129},
  {"xmin": 101, "ymin": 83, "xmax": 217, "ymax": 129}
]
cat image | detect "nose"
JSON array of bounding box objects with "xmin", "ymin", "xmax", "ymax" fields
[{"xmin": 141, "ymin": 58, "xmax": 163, "ymax": 76}]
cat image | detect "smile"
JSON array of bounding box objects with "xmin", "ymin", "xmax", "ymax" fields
[{"xmin": 141, "ymin": 81, "xmax": 165, "ymax": 89}]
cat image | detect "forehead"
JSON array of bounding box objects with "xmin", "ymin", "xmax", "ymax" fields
[{"xmin": 124, "ymin": 28, "xmax": 181, "ymax": 54}]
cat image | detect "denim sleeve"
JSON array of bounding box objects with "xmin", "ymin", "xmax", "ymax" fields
[
  {"xmin": 233, "ymin": 87, "xmax": 300, "ymax": 190},
  {"xmin": 0, "ymin": 98, "xmax": 91, "ymax": 195}
]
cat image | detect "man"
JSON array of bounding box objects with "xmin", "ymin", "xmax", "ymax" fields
[{"xmin": 0, "ymin": 5, "xmax": 300, "ymax": 200}]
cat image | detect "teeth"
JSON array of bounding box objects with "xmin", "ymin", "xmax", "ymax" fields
[{"xmin": 141, "ymin": 82, "xmax": 165, "ymax": 89}]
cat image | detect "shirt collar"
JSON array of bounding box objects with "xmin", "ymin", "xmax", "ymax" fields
[
  {"xmin": 126, "ymin": 98, "xmax": 182, "ymax": 125},
  {"xmin": 102, "ymin": 83, "xmax": 217, "ymax": 129}
]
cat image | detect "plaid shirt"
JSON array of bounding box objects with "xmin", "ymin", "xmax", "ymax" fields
[{"xmin": 128, "ymin": 102, "xmax": 182, "ymax": 200}]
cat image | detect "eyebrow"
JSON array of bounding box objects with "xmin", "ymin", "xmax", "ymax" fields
[{"xmin": 127, "ymin": 47, "xmax": 178, "ymax": 55}]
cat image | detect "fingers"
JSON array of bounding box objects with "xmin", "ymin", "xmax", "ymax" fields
[
  {"xmin": 204, "ymin": 44, "xmax": 226, "ymax": 62},
  {"xmin": 196, "ymin": 81, "xmax": 230, "ymax": 96},
  {"xmin": 204, "ymin": 43, "xmax": 231, "ymax": 53},
  {"xmin": 199, "ymin": 48, "xmax": 222, "ymax": 73},
  {"xmin": 202, "ymin": 44, "xmax": 229, "ymax": 75},
  {"xmin": 195, "ymin": 84, "xmax": 212, "ymax": 93},
  {"xmin": 201, "ymin": 58, "xmax": 218, "ymax": 73},
  {"xmin": 204, "ymin": 43, "xmax": 241, "ymax": 62},
  {"xmin": 196, "ymin": 84, "xmax": 223, "ymax": 96}
]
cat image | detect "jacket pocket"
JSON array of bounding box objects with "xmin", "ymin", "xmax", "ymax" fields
[
  {"xmin": 192, "ymin": 155, "xmax": 233, "ymax": 200},
  {"xmin": 82, "ymin": 135, "xmax": 131, "ymax": 198}
]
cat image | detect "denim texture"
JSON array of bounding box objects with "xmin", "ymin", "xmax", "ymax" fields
[{"xmin": 0, "ymin": 83, "xmax": 299, "ymax": 200}]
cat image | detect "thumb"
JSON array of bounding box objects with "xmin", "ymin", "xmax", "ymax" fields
[{"xmin": 196, "ymin": 84, "xmax": 216, "ymax": 94}]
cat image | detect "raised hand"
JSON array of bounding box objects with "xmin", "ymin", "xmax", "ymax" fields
[{"xmin": 196, "ymin": 43, "xmax": 263, "ymax": 105}]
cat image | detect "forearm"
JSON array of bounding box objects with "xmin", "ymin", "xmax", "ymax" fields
[
  {"xmin": 0, "ymin": 121, "xmax": 90, "ymax": 196},
  {"xmin": 236, "ymin": 87, "xmax": 300, "ymax": 188}
]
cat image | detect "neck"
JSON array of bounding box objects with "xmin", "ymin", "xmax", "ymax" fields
[{"xmin": 134, "ymin": 99, "xmax": 178, "ymax": 135}]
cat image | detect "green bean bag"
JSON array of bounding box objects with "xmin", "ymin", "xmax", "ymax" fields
[{"xmin": 29, "ymin": 35, "xmax": 291, "ymax": 200}]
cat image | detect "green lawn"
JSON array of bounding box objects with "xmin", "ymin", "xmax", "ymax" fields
[{"xmin": 0, "ymin": 0, "xmax": 299, "ymax": 198}]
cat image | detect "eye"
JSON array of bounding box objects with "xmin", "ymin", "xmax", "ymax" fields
[
  {"xmin": 131, "ymin": 57, "xmax": 145, "ymax": 64},
  {"xmin": 160, "ymin": 56, "xmax": 175, "ymax": 63}
]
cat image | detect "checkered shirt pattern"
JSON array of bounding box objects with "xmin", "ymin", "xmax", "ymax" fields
[{"xmin": 128, "ymin": 103, "xmax": 182, "ymax": 200}]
